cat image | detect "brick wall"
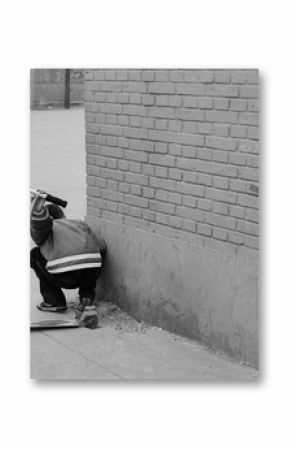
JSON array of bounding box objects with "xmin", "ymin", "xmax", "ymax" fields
[{"xmin": 85, "ymin": 69, "xmax": 259, "ymax": 260}]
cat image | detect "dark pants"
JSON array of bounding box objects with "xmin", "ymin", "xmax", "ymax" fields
[{"xmin": 30, "ymin": 247, "xmax": 101, "ymax": 306}]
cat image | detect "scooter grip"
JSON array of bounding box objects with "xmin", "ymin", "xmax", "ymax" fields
[{"xmin": 45, "ymin": 194, "xmax": 67, "ymax": 208}]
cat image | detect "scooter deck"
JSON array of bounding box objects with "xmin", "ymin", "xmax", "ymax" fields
[{"xmin": 30, "ymin": 319, "xmax": 80, "ymax": 331}]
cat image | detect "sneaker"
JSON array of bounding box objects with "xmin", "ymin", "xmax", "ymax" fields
[
  {"xmin": 37, "ymin": 302, "xmax": 67, "ymax": 313},
  {"xmin": 78, "ymin": 297, "xmax": 94, "ymax": 311}
]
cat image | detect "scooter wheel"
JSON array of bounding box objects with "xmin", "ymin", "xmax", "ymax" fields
[{"xmin": 83, "ymin": 315, "xmax": 99, "ymax": 329}]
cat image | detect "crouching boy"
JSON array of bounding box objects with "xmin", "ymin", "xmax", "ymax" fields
[{"xmin": 30, "ymin": 191, "xmax": 106, "ymax": 312}]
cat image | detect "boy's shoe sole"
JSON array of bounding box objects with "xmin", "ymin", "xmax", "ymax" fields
[{"xmin": 37, "ymin": 303, "xmax": 67, "ymax": 313}]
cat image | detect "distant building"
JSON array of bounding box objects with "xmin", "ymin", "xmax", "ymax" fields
[{"xmin": 30, "ymin": 69, "xmax": 84, "ymax": 109}]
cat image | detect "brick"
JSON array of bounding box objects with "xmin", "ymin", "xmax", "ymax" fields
[
  {"xmin": 168, "ymin": 96, "xmax": 182, "ymax": 107},
  {"xmin": 106, "ymin": 159, "xmax": 118, "ymax": 169},
  {"xmin": 229, "ymin": 153, "xmax": 246, "ymax": 165},
  {"xmin": 183, "ymin": 195, "xmax": 197, "ymax": 208},
  {"xmin": 213, "ymin": 124, "xmax": 230, "ymax": 137},
  {"xmin": 248, "ymin": 100, "xmax": 259, "ymax": 112},
  {"xmin": 183, "ymin": 97, "xmax": 198, "ymax": 108},
  {"xmin": 197, "ymin": 223, "xmax": 212, "ymax": 236},
  {"xmin": 102, "ymin": 190, "xmax": 123, "ymax": 202},
  {"xmin": 168, "ymin": 120, "xmax": 182, "ymax": 132},
  {"xmin": 237, "ymin": 220, "xmax": 258, "ymax": 236},
  {"xmin": 124, "ymin": 82, "xmax": 147, "ymax": 93},
  {"xmin": 176, "ymin": 133, "xmax": 204, "ymax": 146},
  {"xmin": 214, "ymin": 71, "xmax": 231, "ymax": 83},
  {"xmin": 124, "ymin": 195, "xmax": 148, "ymax": 208},
  {"xmin": 246, "ymin": 155, "xmax": 259, "ymax": 168},
  {"xmin": 142, "ymin": 70, "xmax": 154, "ymax": 81},
  {"xmin": 155, "ymin": 212, "xmax": 169, "ymax": 225},
  {"xmin": 176, "ymin": 109, "xmax": 204, "ymax": 121},
  {"xmin": 196, "ymin": 173, "xmax": 212, "ymax": 186},
  {"xmin": 231, "ymin": 71, "xmax": 248, "ymax": 84},
  {"xmin": 183, "ymin": 70, "xmax": 213, "ymax": 83},
  {"xmin": 143, "ymin": 95, "xmax": 155, "ymax": 106},
  {"xmin": 198, "ymin": 98, "xmax": 213, "ymax": 109},
  {"xmin": 213, "ymin": 176, "xmax": 228, "ymax": 189},
  {"xmin": 143, "ymin": 187, "xmax": 155, "ymax": 198},
  {"xmin": 129, "ymin": 116, "xmax": 142, "ymax": 127},
  {"xmin": 149, "ymin": 154, "xmax": 175, "ymax": 167},
  {"xmin": 150, "ymin": 200, "xmax": 175, "ymax": 214},
  {"xmin": 182, "ymin": 219, "xmax": 197, "ymax": 233},
  {"xmin": 155, "ymin": 190, "xmax": 168, "ymax": 202},
  {"xmin": 231, "ymin": 99, "xmax": 248, "ymax": 111},
  {"xmin": 156, "ymin": 95, "xmax": 169, "ymax": 106},
  {"xmin": 130, "ymin": 162, "xmax": 142, "ymax": 173},
  {"xmin": 149, "ymin": 107, "xmax": 174, "ymax": 119},
  {"xmin": 176, "ymin": 82, "xmax": 207, "ymax": 95},
  {"xmin": 197, "ymin": 198, "xmax": 212, "ymax": 211},
  {"xmin": 238, "ymin": 140, "xmax": 259, "ymax": 154},
  {"xmin": 183, "ymin": 122, "xmax": 198, "ymax": 134},
  {"xmin": 130, "ymin": 185, "xmax": 142, "ymax": 196},
  {"xmin": 195, "ymin": 160, "xmax": 238, "ymax": 177},
  {"xmin": 245, "ymin": 208, "xmax": 259, "ymax": 223},
  {"xmin": 213, "ymin": 202, "xmax": 228, "ymax": 215},
  {"xmin": 206, "ymin": 136, "xmax": 236, "ymax": 151},
  {"xmin": 239, "ymin": 167, "xmax": 259, "ymax": 182},
  {"xmin": 247, "ymin": 127, "xmax": 259, "ymax": 140},
  {"xmin": 239, "ymin": 113, "xmax": 259, "ymax": 126},
  {"xmin": 247, "ymin": 70, "xmax": 259, "ymax": 84},
  {"xmin": 212, "ymin": 151, "xmax": 228, "ymax": 163},
  {"xmin": 155, "ymin": 70, "xmax": 169, "ymax": 81},
  {"xmin": 244, "ymin": 235, "xmax": 259, "ymax": 249},
  {"xmin": 142, "ymin": 164, "xmax": 154, "ymax": 176},
  {"xmin": 213, "ymin": 228, "xmax": 228, "ymax": 241},
  {"xmin": 214, "ymin": 98, "xmax": 230, "ymax": 110},
  {"xmin": 206, "ymin": 188, "xmax": 236, "ymax": 204},
  {"xmin": 176, "ymin": 183, "xmax": 205, "ymax": 197},
  {"xmin": 239, "ymin": 86, "xmax": 259, "ymax": 98},
  {"xmin": 197, "ymin": 123, "xmax": 213, "ymax": 134},
  {"xmin": 118, "ymin": 116, "xmax": 129, "ymax": 126},
  {"xmin": 237, "ymin": 194, "xmax": 259, "ymax": 209},
  {"xmin": 123, "ymin": 105, "xmax": 147, "ymax": 116},
  {"xmin": 168, "ymin": 216, "xmax": 182, "ymax": 229},
  {"xmin": 148, "ymin": 82, "xmax": 175, "ymax": 94},
  {"xmin": 143, "ymin": 210, "xmax": 155, "ymax": 221},
  {"xmin": 183, "ymin": 172, "xmax": 197, "ymax": 183},
  {"xmin": 206, "ymin": 111, "xmax": 238, "ymax": 124},
  {"xmin": 142, "ymin": 117, "xmax": 154, "ymax": 128},
  {"xmin": 155, "ymin": 166, "xmax": 168, "ymax": 177},
  {"xmin": 130, "ymin": 93, "xmax": 142, "ymax": 104},
  {"xmin": 230, "ymin": 125, "xmax": 247, "ymax": 138},
  {"xmin": 155, "ymin": 119, "xmax": 168, "ymax": 129},
  {"xmin": 228, "ymin": 231, "xmax": 244, "ymax": 245},
  {"xmin": 205, "ymin": 213, "xmax": 236, "ymax": 230},
  {"xmin": 230, "ymin": 179, "xmax": 258, "ymax": 195},
  {"xmin": 102, "ymin": 103, "xmax": 122, "ymax": 114},
  {"xmin": 154, "ymin": 143, "xmax": 168, "ymax": 154},
  {"xmin": 124, "ymin": 150, "xmax": 148, "ymax": 162},
  {"xmin": 206, "ymin": 85, "xmax": 239, "ymax": 97},
  {"xmin": 126, "ymin": 173, "xmax": 148, "ymax": 186},
  {"xmin": 169, "ymin": 168, "xmax": 182, "ymax": 180},
  {"xmin": 196, "ymin": 148, "xmax": 212, "ymax": 160},
  {"xmin": 229, "ymin": 205, "xmax": 244, "ymax": 219},
  {"xmin": 169, "ymin": 144, "xmax": 182, "ymax": 156},
  {"xmin": 149, "ymin": 177, "xmax": 176, "ymax": 191},
  {"xmin": 176, "ymin": 206, "xmax": 204, "ymax": 222},
  {"xmin": 119, "ymin": 182, "xmax": 130, "ymax": 193}
]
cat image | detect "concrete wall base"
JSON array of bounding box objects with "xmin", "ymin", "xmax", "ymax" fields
[{"xmin": 88, "ymin": 217, "xmax": 258, "ymax": 368}]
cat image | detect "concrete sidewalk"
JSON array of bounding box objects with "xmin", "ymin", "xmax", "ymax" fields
[{"xmin": 30, "ymin": 107, "xmax": 258, "ymax": 381}]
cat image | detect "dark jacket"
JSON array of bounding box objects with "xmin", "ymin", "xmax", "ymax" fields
[{"xmin": 30, "ymin": 206, "xmax": 106, "ymax": 274}]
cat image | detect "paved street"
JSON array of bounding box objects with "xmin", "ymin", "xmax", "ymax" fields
[{"xmin": 30, "ymin": 107, "xmax": 258, "ymax": 380}]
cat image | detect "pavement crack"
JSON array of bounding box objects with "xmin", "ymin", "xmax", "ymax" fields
[{"xmin": 41, "ymin": 331, "xmax": 123, "ymax": 379}]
